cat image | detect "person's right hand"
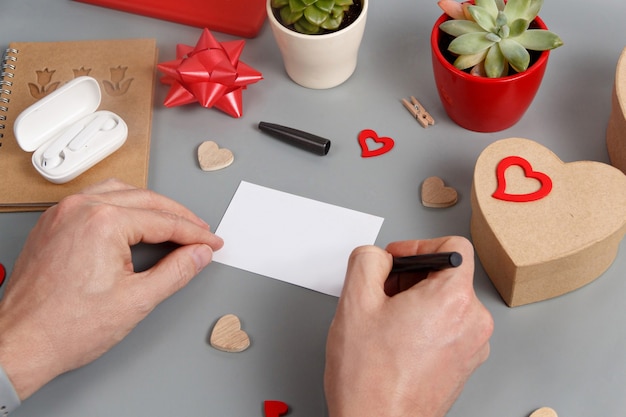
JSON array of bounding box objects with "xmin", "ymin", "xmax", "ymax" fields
[{"xmin": 324, "ymin": 236, "xmax": 493, "ymax": 417}]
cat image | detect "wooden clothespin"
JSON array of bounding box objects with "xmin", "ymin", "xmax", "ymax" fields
[{"xmin": 402, "ymin": 96, "xmax": 435, "ymax": 128}]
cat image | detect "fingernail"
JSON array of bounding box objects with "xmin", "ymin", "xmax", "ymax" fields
[{"xmin": 192, "ymin": 244, "xmax": 214, "ymax": 272}]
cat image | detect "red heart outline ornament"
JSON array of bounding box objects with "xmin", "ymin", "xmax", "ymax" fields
[
  {"xmin": 492, "ymin": 156, "xmax": 553, "ymax": 202},
  {"xmin": 264, "ymin": 400, "xmax": 288, "ymax": 417},
  {"xmin": 358, "ymin": 129, "xmax": 395, "ymax": 157},
  {"xmin": 0, "ymin": 263, "xmax": 5, "ymax": 287}
]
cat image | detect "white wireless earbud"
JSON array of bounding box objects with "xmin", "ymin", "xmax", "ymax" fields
[
  {"xmin": 41, "ymin": 122, "xmax": 85, "ymax": 168},
  {"xmin": 41, "ymin": 114, "xmax": 118, "ymax": 169},
  {"xmin": 68, "ymin": 115, "xmax": 117, "ymax": 151}
]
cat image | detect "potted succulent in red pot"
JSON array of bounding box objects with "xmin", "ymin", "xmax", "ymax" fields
[{"xmin": 431, "ymin": 0, "xmax": 563, "ymax": 132}]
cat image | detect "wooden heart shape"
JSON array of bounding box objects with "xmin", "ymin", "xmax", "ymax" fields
[
  {"xmin": 198, "ymin": 141, "xmax": 234, "ymax": 171},
  {"xmin": 210, "ymin": 314, "xmax": 250, "ymax": 352},
  {"xmin": 264, "ymin": 400, "xmax": 289, "ymax": 417},
  {"xmin": 607, "ymin": 47, "xmax": 626, "ymax": 174},
  {"xmin": 421, "ymin": 176, "xmax": 458, "ymax": 208},
  {"xmin": 358, "ymin": 129, "xmax": 395, "ymax": 157},
  {"xmin": 530, "ymin": 407, "xmax": 558, "ymax": 417},
  {"xmin": 471, "ymin": 138, "xmax": 626, "ymax": 306}
]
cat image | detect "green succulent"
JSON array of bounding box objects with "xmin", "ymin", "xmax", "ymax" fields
[
  {"xmin": 271, "ymin": 0, "xmax": 355, "ymax": 35},
  {"xmin": 439, "ymin": 0, "xmax": 563, "ymax": 78}
]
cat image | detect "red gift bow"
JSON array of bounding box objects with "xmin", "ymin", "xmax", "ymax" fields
[{"xmin": 157, "ymin": 28, "xmax": 263, "ymax": 118}]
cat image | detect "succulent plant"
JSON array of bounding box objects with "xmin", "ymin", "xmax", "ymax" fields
[
  {"xmin": 271, "ymin": 0, "xmax": 355, "ymax": 35},
  {"xmin": 438, "ymin": 0, "xmax": 563, "ymax": 78}
]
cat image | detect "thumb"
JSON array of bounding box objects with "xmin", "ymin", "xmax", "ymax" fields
[
  {"xmin": 140, "ymin": 243, "xmax": 214, "ymax": 304},
  {"xmin": 339, "ymin": 245, "xmax": 392, "ymax": 307}
]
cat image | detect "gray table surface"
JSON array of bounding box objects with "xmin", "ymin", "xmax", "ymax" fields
[{"xmin": 2, "ymin": 0, "xmax": 626, "ymax": 416}]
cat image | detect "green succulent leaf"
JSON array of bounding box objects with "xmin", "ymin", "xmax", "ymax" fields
[
  {"xmin": 302, "ymin": 0, "xmax": 317, "ymax": 5},
  {"xmin": 495, "ymin": 11, "xmax": 508, "ymax": 28},
  {"xmin": 497, "ymin": 23, "xmax": 509, "ymax": 38},
  {"xmin": 475, "ymin": 0, "xmax": 499, "ymax": 19},
  {"xmin": 439, "ymin": 20, "xmax": 485, "ymax": 37},
  {"xmin": 321, "ymin": 9, "xmax": 343, "ymax": 29},
  {"xmin": 508, "ymin": 18, "xmax": 530, "ymax": 37},
  {"xmin": 271, "ymin": 0, "xmax": 289, "ymax": 8},
  {"xmin": 485, "ymin": 32, "xmax": 501, "ymax": 42},
  {"xmin": 469, "ymin": 5, "xmax": 497, "ymax": 33},
  {"xmin": 315, "ymin": 0, "xmax": 335, "ymax": 13},
  {"xmin": 484, "ymin": 44, "xmax": 506, "ymax": 77},
  {"xmin": 304, "ymin": 4, "xmax": 329, "ymax": 26},
  {"xmin": 522, "ymin": 0, "xmax": 544, "ymax": 21},
  {"xmin": 330, "ymin": 4, "xmax": 345, "ymax": 19},
  {"xmin": 288, "ymin": 0, "xmax": 307, "ymax": 13},
  {"xmin": 280, "ymin": 6, "xmax": 303, "ymax": 25},
  {"xmin": 335, "ymin": 0, "xmax": 354, "ymax": 7},
  {"xmin": 498, "ymin": 38, "xmax": 530, "ymax": 72},
  {"xmin": 453, "ymin": 50, "xmax": 488, "ymax": 70},
  {"xmin": 448, "ymin": 32, "xmax": 496, "ymax": 55},
  {"xmin": 295, "ymin": 16, "xmax": 321, "ymax": 33},
  {"xmin": 503, "ymin": 0, "xmax": 531, "ymax": 22},
  {"xmin": 514, "ymin": 29, "xmax": 564, "ymax": 50}
]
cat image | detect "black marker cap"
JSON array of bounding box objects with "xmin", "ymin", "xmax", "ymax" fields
[{"xmin": 258, "ymin": 121, "xmax": 331, "ymax": 156}]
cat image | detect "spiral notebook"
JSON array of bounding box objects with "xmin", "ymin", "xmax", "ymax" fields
[{"xmin": 0, "ymin": 38, "xmax": 158, "ymax": 212}]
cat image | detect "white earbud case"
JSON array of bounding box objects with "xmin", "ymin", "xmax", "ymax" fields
[{"xmin": 14, "ymin": 76, "xmax": 128, "ymax": 184}]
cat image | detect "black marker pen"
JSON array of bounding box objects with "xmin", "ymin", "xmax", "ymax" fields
[{"xmin": 385, "ymin": 251, "xmax": 463, "ymax": 296}]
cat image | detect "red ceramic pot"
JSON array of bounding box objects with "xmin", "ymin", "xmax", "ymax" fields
[{"xmin": 431, "ymin": 12, "xmax": 551, "ymax": 132}]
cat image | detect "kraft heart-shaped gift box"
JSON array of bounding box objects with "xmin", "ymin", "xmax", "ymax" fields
[
  {"xmin": 471, "ymin": 137, "xmax": 626, "ymax": 307},
  {"xmin": 607, "ymin": 47, "xmax": 626, "ymax": 174}
]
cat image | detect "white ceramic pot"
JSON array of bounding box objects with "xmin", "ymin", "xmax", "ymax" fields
[{"xmin": 266, "ymin": 0, "xmax": 368, "ymax": 89}]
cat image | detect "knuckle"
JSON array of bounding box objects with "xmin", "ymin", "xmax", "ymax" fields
[
  {"xmin": 349, "ymin": 245, "xmax": 388, "ymax": 264},
  {"xmin": 170, "ymin": 254, "xmax": 195, "ymax": 290},
  {"xmin": 479, "ymin": 306, "xmax": 495, "ymax": 340},
  {"xmin": 53, "ymin": 195, "xmax": 122, "ymax": 238},
  {"xmin": 126, "ymin": 288, "xmax": 155, "ymax": 316}
]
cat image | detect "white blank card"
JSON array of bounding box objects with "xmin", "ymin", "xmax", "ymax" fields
[{"xmin": 212, "ymin": 181, "xmax": 385, "ymax": 297}]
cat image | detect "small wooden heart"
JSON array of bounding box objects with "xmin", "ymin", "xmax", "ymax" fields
[
  {"xmin": 421, "ymin": 176, "xmax": 458, "ymax": 208},
  {"xmin": 529, "ymin": 407, "xmax": 558, "ymax": 417},
  {"xmin": 210, "ymin": 314, "xmax": 250, "ymax": 352},
  {"xmin": 198, "ymin": 141, "xmax": 234, "ymax": 171}
]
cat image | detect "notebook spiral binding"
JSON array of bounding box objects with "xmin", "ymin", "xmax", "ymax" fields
[{"xmin": 0, "ymin": 48, "xmax": 18, "ymax": 139}]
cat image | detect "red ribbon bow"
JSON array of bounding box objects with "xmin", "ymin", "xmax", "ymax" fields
[{"xmin": 157, "ymin": 28, "xmax": 263, "ymax": 118}]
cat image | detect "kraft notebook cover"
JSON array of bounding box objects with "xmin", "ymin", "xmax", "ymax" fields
[
  {"xmin": 73, "ymin": 0, "xmax": 267, "ymax": 38},
  {"xmin": 0, "ymin": 38, "xmax": 158, "ymax": 212}
]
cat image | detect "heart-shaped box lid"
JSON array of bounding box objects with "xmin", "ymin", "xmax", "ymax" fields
[
  {"xmin": 471, "ymin": 137, "xmax": 626, "ymax": 306},
  {"xmin": 607, "ymin": 47, "xmax": 626, "ymax": 173},
  {"xmin": 14, "ymin": 76, "xmax": 101, "ymax": 152}
]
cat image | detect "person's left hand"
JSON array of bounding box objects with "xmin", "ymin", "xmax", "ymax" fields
[{"xmin": 0, "ymin": 179, "xmax": 223, "ymax": 400}]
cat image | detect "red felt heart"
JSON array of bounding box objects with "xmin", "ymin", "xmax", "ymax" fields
[
  {"xmin": 492, "ymin": 156, "xmax": 553, "ymax": 202},
  {"xmin": 0, "ymin": 263, "xmax": 5, "ymax": 287},
  {"xmin": 264, "ymin": 400, "xmax": 288, "ymax": 417},
  {"xmin": 358, "ymin": 129, "xmax": 395, "ymax": 157}
]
